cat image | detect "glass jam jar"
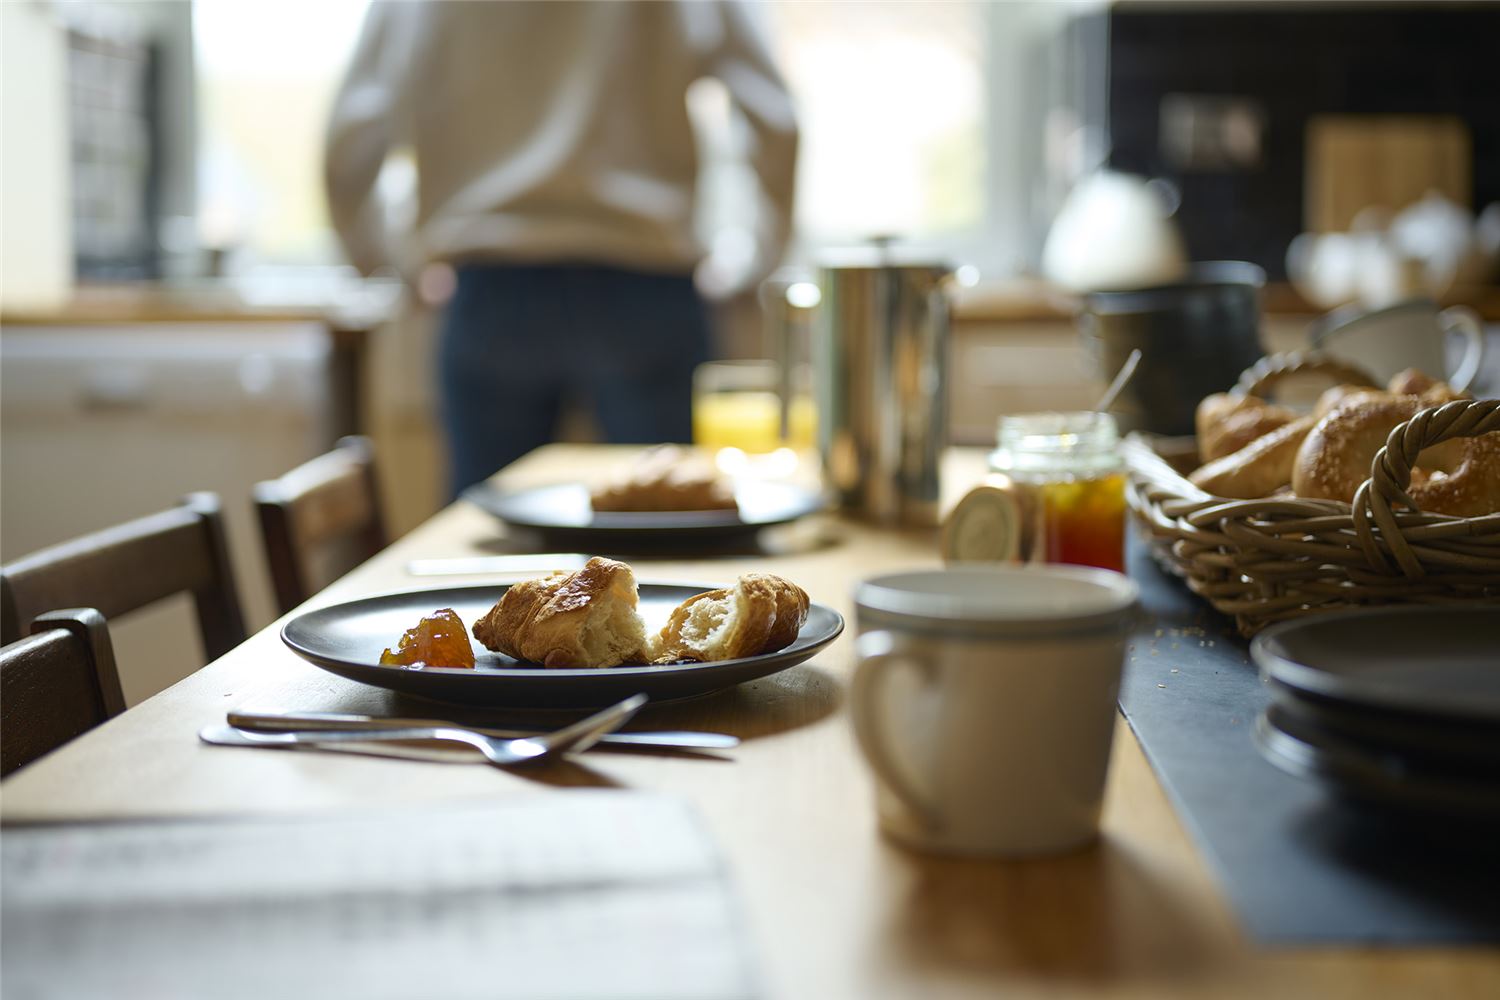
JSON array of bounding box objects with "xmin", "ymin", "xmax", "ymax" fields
[{"xmin": 988, "ymin": 412, "xmax": 1126, "ymax": 573}]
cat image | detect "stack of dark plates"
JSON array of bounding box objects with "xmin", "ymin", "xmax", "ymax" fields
[{"xmin": 1250, "ymin": 606, "xmax": 1500, "ymax": 823}]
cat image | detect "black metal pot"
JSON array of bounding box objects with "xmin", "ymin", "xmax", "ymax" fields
[{"xmin": 1080, "ymin": 262, "xmax": 1266, "ymax": 436}]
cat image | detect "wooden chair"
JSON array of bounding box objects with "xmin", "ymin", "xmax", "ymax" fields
[
  {"xmin": 254, "ymin": 436, "xmax": 387, "ymax": 615},
  {"xmin": 1, "ymin": 608, "xmax": 126, "ymax": 776},
  {"xmin": 0, "ymin": 493, "xmax": 247, "ymax": 659}
]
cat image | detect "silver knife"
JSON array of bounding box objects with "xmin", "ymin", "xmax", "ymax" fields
[
  {"xmin": 227, "ymin": 709, "xmax": 740, "ymax": 750},
  {"xmin": 201, "ymin": 725, "xmax": 490, "ymax": 763}
]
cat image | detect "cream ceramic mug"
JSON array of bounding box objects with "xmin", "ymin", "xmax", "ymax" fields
[
  {"xmin": 852, "ymin": 566, "xmax": 1139, "ymax": 857},
  {"xmin": 1308, "ymin": 298, "xmax": 1485, "ymax": 392}
]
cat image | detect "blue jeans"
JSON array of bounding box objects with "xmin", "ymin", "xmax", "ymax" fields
[{"xmin": 437, "ymin": 263, "xmax": 712, "ymax": 497}]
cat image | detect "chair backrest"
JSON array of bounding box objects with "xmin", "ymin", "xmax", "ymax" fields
[
  {"xmin": 1, "ymin": 608, "xmax": 125, "ymax": 776},
  {"xmin": 0, "ymin": 492, "xmax": 247, "ymax": 659},
  {"xmin": 254, "ymin": 436, "xmax": 387, "ymax": 615}
]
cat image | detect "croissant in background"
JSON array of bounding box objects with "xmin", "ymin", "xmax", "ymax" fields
[{"xmin": 590, "ymin": 445, "xmax": 737, "ymax": 512}]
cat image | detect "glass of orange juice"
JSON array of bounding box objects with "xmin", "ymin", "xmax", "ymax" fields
[{"xmin": 693, "ymin": 360, "xmax": 816, "ymax": 454}]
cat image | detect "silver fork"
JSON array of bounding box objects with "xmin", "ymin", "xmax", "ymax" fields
[{"xmin": 200, "ymin": 693, "xmax": 647, "ymax": 767}]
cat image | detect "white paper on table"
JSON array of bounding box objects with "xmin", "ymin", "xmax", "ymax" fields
[{"xmin": 1, "ymin": 792, "xmax": 756, "ymax": 1000}]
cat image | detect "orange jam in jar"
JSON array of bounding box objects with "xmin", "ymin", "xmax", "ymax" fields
[{"xmin": 990, "ymin": 412, "xmax": 1126, "ymax": 573}]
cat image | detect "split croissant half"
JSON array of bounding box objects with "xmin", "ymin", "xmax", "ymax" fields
[
  {"xmin": 651, "ymin": 572, "xmax": 810, "ymax": 664},
  {"xmin": 471, "ymin": 557, "xmax": 809, "ymax": 668}
]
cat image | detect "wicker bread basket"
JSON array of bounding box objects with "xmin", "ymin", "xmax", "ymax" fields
[{"xmin": 1123, "ymin": 353, "xmax": 1500, "ymax": 636}]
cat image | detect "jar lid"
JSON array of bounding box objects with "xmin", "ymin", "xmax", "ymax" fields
[{"xmin": 941, "ymin": 484, "xmax": 1021, "ymax": 565}]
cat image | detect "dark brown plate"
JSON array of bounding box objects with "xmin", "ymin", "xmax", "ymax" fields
[
  {"xmin": 1250, "ymin": 606, "xmax": 1500, "ymax": 724},
  {"xmin": 282, "ymin": 583, "xmax": 843, "ymax": 709},
  {"xmin": 1265, "ymin": 679, "xmax": 1500, "ymax": 769},
  {"xmin": 1254, "ymin": 704, "xmax": 1500, "ymax": 824},
  {"xmin": 462, "ymin": 481, "xmax": 826, "ymax": 541}
]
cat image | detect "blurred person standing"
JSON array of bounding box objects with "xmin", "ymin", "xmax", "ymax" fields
[{"xmin": 325, "ymin": 0, "xmax": 798, "ymax": 496}]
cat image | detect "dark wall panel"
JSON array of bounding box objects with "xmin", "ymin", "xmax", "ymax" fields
[{"xmin": 1100, "ymin": 3, "xmax": 1500, "ymax": 277}]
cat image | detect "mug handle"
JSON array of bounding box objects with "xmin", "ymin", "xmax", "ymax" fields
[
  {"xmin": 851, "ymin": 631, "xmax": 942, "ymax": 832},
  {"xmin": 1439, "ymin": 305, "xmax": 1485, "ymax": 393}
]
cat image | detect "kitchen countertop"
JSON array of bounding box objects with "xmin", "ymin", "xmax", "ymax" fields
[
  {"xmin": 950, "ymin": 278, "xmax": 1500, "ymax": 325},
  {"xmin": 0, "ymin": 278, "xmax": 401, "ymax": 339},
  {"xmin": 6, "ymin": 277, "xmax": 1497, "ymax": 331},
  {"xmin": 1, "ymin": 279, "xmax": 403, "ymax": 439}
]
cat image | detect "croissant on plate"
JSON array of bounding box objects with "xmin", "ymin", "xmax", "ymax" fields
[
  {"xmin": 652, "ymin": 573, "xmax": 809, "ymax": 664},
  {"xmin": 471, "ymin": 557, "xmax": 648, "ymax": 668},
  {"xmin": 470, "ymin": 557, "xmax": 810, "ymax": 668}
]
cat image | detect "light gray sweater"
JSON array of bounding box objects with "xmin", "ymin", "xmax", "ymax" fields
[{"xmin": 324, "ymin": 0, "xmax": 798, "ymax": 288}]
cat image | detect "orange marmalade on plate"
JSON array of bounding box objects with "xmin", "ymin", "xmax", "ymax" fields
[
  {"xmin": 380, "ymin": 608, "xmax": 476, "ymax": 669},
  {"xmin": 988, "ymin": 412, "xmax": 1126, "ymax": 573}
]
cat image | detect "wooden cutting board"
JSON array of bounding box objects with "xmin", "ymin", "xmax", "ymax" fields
[{"xmin": 1305, "ymin": 115, "xmax": 1471, "ymax": 231}]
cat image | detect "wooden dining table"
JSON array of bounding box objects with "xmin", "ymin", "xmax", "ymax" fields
[{"xmin": 3, "ymin": 445, "xmax": 1496, "ymax": 999}]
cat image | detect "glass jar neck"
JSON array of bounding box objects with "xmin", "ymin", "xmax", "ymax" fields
[{"xmin": 990, "ymin": 411, "xmax": 1122, "ymax": 477}]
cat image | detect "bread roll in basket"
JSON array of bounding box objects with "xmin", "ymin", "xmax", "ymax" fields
[{"xmin": 1124, "ymin": 352, "xmax": 1500, "ymax": 636}]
